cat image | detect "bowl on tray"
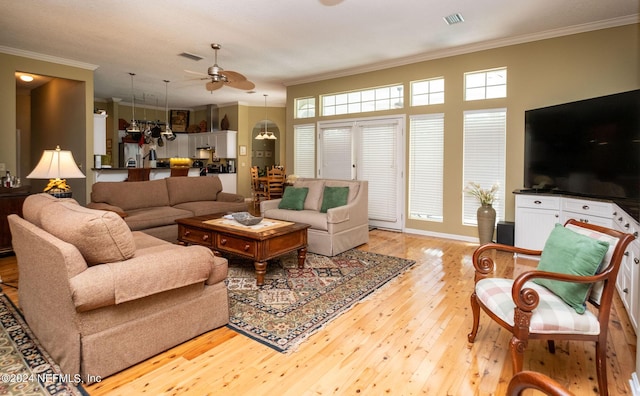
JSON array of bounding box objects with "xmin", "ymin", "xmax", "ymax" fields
[{"xmin": 231, "ymin": 212, "xmax": 263, "ymax": 226}]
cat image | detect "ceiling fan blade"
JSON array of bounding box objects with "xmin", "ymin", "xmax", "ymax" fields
[
  {"xmin": 227, "ymin": 79, "xmax": 255, "ymax": 90},
  {"xmin": 205, "ymin": 81, "xmax": 224, "ymax": 91},
  {"xmin": 221, "ymin": 70, "xmax": 247, "ymax": 82}
]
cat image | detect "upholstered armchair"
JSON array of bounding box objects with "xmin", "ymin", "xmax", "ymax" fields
[{"xmin": 468, "ymin": 219, "xmax": 635, "ymax": 396}]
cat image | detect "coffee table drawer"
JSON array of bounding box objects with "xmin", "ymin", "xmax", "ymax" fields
[
  {"xmin": 178, "ymin": 225, "xmax": 213, "ymax": 247},
  {"xmin": 216, "ymin": 234, "xmax": 257, "ymax": 256}
]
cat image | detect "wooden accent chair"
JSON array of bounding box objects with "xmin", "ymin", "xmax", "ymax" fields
[
  {"xmin": 126, "ymin": 168, "xmax": 150, "ymax": 182},
  {"xmin": 265, "ymin": 167, "xmax": 285, "ymax": 200},
  {"xmin": 507, "ymin": 371, "xmax": 574, "ymax": 396},
  {"xmin": 468, "ymin": 219, "xmax": 635, "ymax": 396},
  {"xmin": 170, "ymin": 167, "xmax": 190, "ymax": 177},
  {"xmin": 250, "ymin": 166, "xmax": 268, "ymax": 208}
]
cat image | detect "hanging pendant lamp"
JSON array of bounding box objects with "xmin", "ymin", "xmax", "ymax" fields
[
  {"xmin": 162, "ymin": 79, "xmax": 176, "ymax": 141},
  {"xmin": 255, "ymin": 94, "xmax": 276, "ymax": 140},
  {"xmin": 126, "ymin": 73, "xmax": 140, "ymax": 134}
]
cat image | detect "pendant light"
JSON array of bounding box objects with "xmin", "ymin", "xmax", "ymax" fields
[
  {"xmin": 162, "ymin": 79, "xmax": 176, "ymax": 141},
  {"xmin": 255, "ymin": 94, "xmax": 277, "ymax": 140},
  {"xmin": 126, "ymin": 73, "xmax": 140, "ymax": 134}
]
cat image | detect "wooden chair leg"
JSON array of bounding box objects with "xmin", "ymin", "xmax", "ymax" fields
[
  {"xmin": 509, "ymin": 336, "xmax": 526, "ymax": 373},
  {"xmin": 468, "ymin": 292, "xmax": 481, "ymax": 342},
  {"xmin": 595, "ymin": 340, "xmax": 608, "ymax": 396}
]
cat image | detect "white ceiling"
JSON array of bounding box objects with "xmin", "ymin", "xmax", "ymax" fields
[{"xmin": 1, "ymin": 0, "xmax": 638, "ymax": 109}]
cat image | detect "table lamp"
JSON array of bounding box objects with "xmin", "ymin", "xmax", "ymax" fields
[{"xmin": 27, "ymin": 145, "xmax": 86, "ymax": 198}]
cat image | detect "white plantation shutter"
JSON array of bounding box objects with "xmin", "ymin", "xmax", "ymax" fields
[
  {"xmin": 463, "ymin": 109, "xmax": 506, "ymax": 225},
  {"xmin": 294, "ymin": 124, "xmax": 315, "ymax": 177},
  {"xmin": 319, "ymin": 125, "xmax": 353, "ymax": 180},
  {"xmin": 409, "ymin": 114, "xmax": 444, "ymax": 221},
  {"xmin": 358, "ymin": 121, "xmax": 400, "ymax": 222}
]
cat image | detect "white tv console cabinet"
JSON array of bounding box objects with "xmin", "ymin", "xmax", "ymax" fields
[{"xmin": 514, "ymin": 192, "xmax": 640, "ymax": 333}]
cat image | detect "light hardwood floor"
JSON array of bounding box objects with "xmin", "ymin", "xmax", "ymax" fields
[{"xmin": 0, "ymin": 230, "xmax": 636, "ymax": 395}]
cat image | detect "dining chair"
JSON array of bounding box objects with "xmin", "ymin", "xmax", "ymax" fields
[
  {"xmin": 507, "ymin": 371, "xmax": 574, "ymax": 396},
  {"xmin": 250, "ymin": 166, "xmax": 268, "ymax": 207},
  {"xmin": 266, "ymin": 167, "xmax": 285, "ymax": 200},
  {"xmin": 468, "ymin": 219, "xmax": 635, "ymax": 396}
]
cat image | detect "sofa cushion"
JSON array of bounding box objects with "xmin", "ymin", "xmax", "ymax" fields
[
  {"xmin": 534, "ymin": 224, "xmax": 609, "ymax": 314},
  {"xmin": 173, "ymin": 200, "xmax": 248, "ymax": 217},
  {"xmin": 91, "ymin": 179, "xmax": 170, "ymax": 211},
  {"xmin": 262, "ymin": 208, "xmax": 329, "ymax": 231},
  {"xmin": 22, "ymin": 193, "xmax": 78, "ymax": 227},
  {"xmin": 325, "ymin": 180, "xmax": 360, "ymax": 203},
  {"xmin": 40, "ymin": 201, "xmax": 136, "ymax": 266},
  {"xmin": 294, "ymin": 180, "xmax": 325, "ymax": 211},
  {"xmin": 321, "ymin": 186, "xmax": 349, "ymax": 213},
  {"xmin": 123, "ymin": 206, "xmax": 193, "ymax": 231},
  {"xmin": 278, "ymin": 187, "xmax": 309, "ymax": 210},
  {"xmin": 166, "ymin": 176, "xmax": 222, "ymax": 205}
]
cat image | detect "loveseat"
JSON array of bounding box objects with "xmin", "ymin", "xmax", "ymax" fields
[
  {"xmin": 88, "ymin": 175, "xmax": 247, "ymax": 242},
  {"xmin": 8, "ymin": 193, "xmax": 229, "ymax": 383},
  {"xmin": 260, "ymin": 178, "xmax": 369, "ymax": 256}
]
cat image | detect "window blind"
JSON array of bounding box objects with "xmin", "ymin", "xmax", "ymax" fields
[
  {"xmin": 462, "ymin": 109, "xmax": 506, "ymax": 225},
  {"xmin": 409, "ymin": 114, "xmax": 444, "ymax": 221},
  {"xmin": 294, "ymin": 124, "xmax": 315, "ymax": 178}
]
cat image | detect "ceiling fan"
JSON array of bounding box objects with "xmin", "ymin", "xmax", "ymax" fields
[{"xmin": 194, "ymin": 43, "xmax": 255, "ymax": 92}]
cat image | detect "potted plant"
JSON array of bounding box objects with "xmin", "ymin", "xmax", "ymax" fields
[{"xmin": 465, "ymin": 182, "xmax": 499, "ymax": 245}]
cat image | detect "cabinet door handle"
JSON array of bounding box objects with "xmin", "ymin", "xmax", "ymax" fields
[
  {"xmin": 220, "ymin": 238, "xmax": 227, "ymax": 245},
  {"xmin": 618, "ymin": 217, "xmax": 623, "ymax": 222},
  {"xmin": 534, "ymin": 200, "xmax": 542, "ymax": 205},
  {"xmin": 202, "ymin": 234, "xmax": 209, "ymax": 241},
  {"xmin": 623, "ymin": 288, "xmax": 629, "ymax": 294},
  {"xmin": 624, "ymin": 223, "xmax": 630, "ymax": 229},
  {"xmin": 634, "ymin": 258, "xmax": 639, "ymax": 265},
  {"xmin": 554, "ymin": 214, "xmax": 559, "ymax": 218},
  {"xmin": 634, "ymin": 232, "xmax": 638, "ymax": 238},
  {"xmin": 184, "ymin": 230, "xmax": 191, "ymax": 237},
  {"xmin": 244, "ymin": 244, "xmax": 251, "ymax": 251},
  {"xmin": 624, "ymin": 251, "xmax": 629, "ymax": 256},
  {"xmin": 582, "ymin": 205, "xmax": 590, "ymax": 210}
]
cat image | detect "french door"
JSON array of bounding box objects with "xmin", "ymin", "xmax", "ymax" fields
[{"xmin": 318, "ymin": 116, "xmax": 404, "ymax": 230}]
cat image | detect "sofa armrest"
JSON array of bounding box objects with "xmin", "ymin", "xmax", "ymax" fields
[
  {"xmin": 260, "ymin": 199, "xmax": 282, "ymax": 216},
  {"xmin": 86, "ymin": 202, "xmax": 128, "ymax": 218},
  {"xmin": 216, "ymin": 191, "xmax": 245, "ymax": 203},
  {"xmin": 69, "ymin": 245, "xmax": 222, "ymax": 312}
]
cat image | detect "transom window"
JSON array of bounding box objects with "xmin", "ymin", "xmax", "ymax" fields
[
  {"xmin": 295, "ymin": 97, "xmax": 315, "ymax": 119},
  {"xmin": 464, "ymin": 67, "xmax": 507, "ymax": 101},
  {"xmin": 411, "ymin": 78, "xmax": 445, "ymax": 106},
  {"xmin": 321, "ymin": 84, "xmax": 404, "ymax": 116}
]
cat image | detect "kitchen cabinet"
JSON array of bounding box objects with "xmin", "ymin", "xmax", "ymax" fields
[
  {"xmin": 560, "ymin": 197, "xmax": 612, "ymax": 227},
  {"xmin": 613, "ymin": 205, "xmax": 640, "ymax": 333},
  {"xmin": 514, "ymin": 194, "xmax": 560, "ymax": 251},
  {"xmin": 189, "ymin": 132, "xmax": 216, "ymax": 158},
  {"xmin": 164, "ymin": 133, "xmax": 189, "ymax": 158},
  {"xmin": 213, "ymin": 130, "xmax": 237, "ymax": 158}
]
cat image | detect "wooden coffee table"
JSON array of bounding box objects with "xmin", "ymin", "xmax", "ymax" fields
[{"xmin": 176, "ymin": 214, "xmax": 310, "ymax": 286}]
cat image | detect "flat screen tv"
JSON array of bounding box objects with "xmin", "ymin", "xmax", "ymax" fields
[{"xmin": 524, "ymin": 89, "xmax": 640, "ymax": 204}]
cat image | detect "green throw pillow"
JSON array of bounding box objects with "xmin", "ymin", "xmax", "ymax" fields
[
  {"xmin": 278, "ymin": 187, "xmax": 309, "ymax": 210},
  {"xmin": 534, "ymin": 224, "xmax": 609, "ymax": 314},
  {"xmin": 320, "ymin": 186, "xmax": 349, "ymax": 213}
]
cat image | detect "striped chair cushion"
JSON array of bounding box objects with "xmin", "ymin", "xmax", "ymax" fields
[{"xmin": 476, "ymin": 278, "xmax": 600, "ymax": 335}]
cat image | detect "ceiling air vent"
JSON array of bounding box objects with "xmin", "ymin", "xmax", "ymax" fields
[
  {"xmin": 179, "ymin": 52, "xmax": 205, "ymax": 61},
  {"xmin": 443, "ymin": 13, "xmax": 464, "ymax": 25}
]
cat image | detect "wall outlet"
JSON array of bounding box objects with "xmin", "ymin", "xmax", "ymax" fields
[{"xmin": 0, "ymin": 163, "xmax": 5, "ymax": 172}]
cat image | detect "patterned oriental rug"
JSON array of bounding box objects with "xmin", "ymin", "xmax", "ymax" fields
[
  {"xmin": 226, "ymin": 249, "xmax": 415, "ymax": 352},
  {"xmin": 0, "ymin": 291, "xmax": 86, "ymax": 396}
]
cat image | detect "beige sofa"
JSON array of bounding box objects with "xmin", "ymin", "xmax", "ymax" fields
[
  {"xmin": 8, "ymin": 193, "xmax": 229, "ymax": 383},
  {"xmin": 88, "ymin": 175, "xmax": 247, "ymax": 242},
  {"xmin": 260, "ymin": 178, "xmax": 369, "ymax": 256}
]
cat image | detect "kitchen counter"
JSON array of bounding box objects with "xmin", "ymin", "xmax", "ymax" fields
[{"xmin": 91, "ymin": 168, "xmax": 238, "ymax": 194}]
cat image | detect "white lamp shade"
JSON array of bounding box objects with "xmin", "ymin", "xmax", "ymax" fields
[{"xmin": 27, "ymin": 146, "xmax": 86, "ymax": 179}]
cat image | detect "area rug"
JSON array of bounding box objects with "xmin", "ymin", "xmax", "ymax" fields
[
  {"xmin": 0, "ymin": 290, "xmax": 86, "ymax": 396},
  {"xmin": 226, "ymin": 249, "xmax": 415, "ymax": 352}
]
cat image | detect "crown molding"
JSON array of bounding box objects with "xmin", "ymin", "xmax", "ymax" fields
[
  {"xmin": 283, "ymin": 15, "xmax": 639, "ymax": 86},
  {"xmin": 0, "ymin": 45, "xmax": 99, "ymax": 71}
]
